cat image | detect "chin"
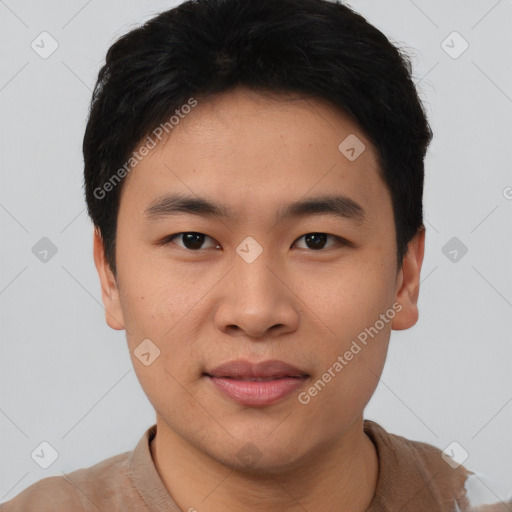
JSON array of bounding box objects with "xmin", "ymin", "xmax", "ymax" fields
[{"xmin": 206, "ymin": 431, "xmax": 316, "ymax": 475}]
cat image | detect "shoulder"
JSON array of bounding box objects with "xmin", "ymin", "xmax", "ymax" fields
[
  {"xmin": 365, "ymin": 419, "xmax": 470, "ymax": 478},
  {"xmin": 475, "ymin": 503, "xmax": 512, "ymax": 512},
  {"xmin": 0, "ymin": 474, "xmax": 82, "ymax": 511},
  {"xmin": 364, "ymin": 419, "xmax": 471, "ymax": 510},
  {"xmin": 389, "ymin": 434, "xmax": 512, "ymax": 512},
  {"xmin": 0, "ymin": 450, "xmax": 131, "ymax": 512}
]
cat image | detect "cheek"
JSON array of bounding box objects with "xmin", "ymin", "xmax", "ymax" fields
[
  {"xmin": 309, "ymin": 259, "xmax": 396, "ymax": 341},
  {"xmin": 117, "ymin": 274, "xmax": 211, "ymax": 396},
  {"xmin": 299, "ymin": 328, "xmax": 389, "ymax": 433},
  {"xmin": 299, "ymin": 253, "xmax": 394, "ymax": 408},
  {"xmin": 117, "ymin": 253, "xmax": 199, "ymax": 336}
]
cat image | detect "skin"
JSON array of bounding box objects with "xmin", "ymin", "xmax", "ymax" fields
[{"xmin": 94, "ymin": 86, "xmax": 425, "ymax": 512}]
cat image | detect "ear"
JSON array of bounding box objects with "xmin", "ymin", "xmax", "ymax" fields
[
  {"xmin": 93, "ymin": 227, "xmax": 125, "ymax": 330},
  {"xmin": 391, "ymin": 226, "xmax": 425, "ymax": 331}
]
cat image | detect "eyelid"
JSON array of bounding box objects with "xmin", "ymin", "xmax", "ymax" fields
[
  {"xmin": 158, "ymin": 232, "xmax": 220, "ymax": 249},
  {"xmin": 293, "ymin": 233, "xmax": 352, "ymax": 250}
]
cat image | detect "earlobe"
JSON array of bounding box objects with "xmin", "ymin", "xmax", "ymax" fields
[
  {"xmin": 391, "ymin": 226, "xmax": 426, "ymax": 331},
  {"xmin": 93, "ymin": 228, "xmax": 125, "ymax": 331}
]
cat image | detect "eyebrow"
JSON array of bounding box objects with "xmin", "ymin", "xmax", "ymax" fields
[{"xmin": 143, "ymin": 192, "xmax": 366, "ymax": 224}]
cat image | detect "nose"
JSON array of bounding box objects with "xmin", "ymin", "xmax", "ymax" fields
[{"xmin": 213, "ymin": 249, "xmax": 300, "ymax": 340}]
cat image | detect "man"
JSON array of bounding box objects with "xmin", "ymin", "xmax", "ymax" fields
[{"xmin": 2, "ymin": 0, "xmax": 502, "ymax": 510}]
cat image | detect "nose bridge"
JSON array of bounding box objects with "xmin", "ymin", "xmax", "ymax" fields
[
  {"xmin": 232, "ymin": 241, "xmax": 280, "ymax": 306},
  {"xmin": 213, "ymin": 240, "xmax": 299, "ymax": 337}
]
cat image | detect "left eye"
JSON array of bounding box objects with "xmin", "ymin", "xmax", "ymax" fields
[{"xmin": 293, "ymin": 233, "xmax": 345, "ymax": 250}]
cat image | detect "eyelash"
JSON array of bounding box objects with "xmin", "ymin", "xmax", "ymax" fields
[{"xmin": 158, "ymin": 232, "xmax": 352, "ymax": 251}]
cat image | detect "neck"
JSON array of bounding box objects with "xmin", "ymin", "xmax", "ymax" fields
[{"xmin": 150, "ymin": 416, "xmax": 379, "ymax": 512}]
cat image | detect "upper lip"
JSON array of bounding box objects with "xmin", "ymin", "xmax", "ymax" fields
[{"xmin": 205, "ymin": 359, "xmax": 309, "ymax": 379}]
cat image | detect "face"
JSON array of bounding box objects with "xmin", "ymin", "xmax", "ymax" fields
[{"xmin": 94, "ymin": 86, "xmax": 424, "ymax": 472}]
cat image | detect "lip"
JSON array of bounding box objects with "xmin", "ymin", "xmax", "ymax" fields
[
  {"xmin": 204, "ymin": 359, "xmax": 309, "ymax": 407},
  {"xmin": 206, "ymin": 359, "xmax": 309, "ymax": 379}
]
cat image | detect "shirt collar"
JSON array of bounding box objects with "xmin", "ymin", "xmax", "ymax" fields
[{"xmin": 129, "ymin": 421, "xmax": 470, "ymax": 512}]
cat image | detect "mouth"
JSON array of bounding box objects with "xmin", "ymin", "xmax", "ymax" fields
[
  {"xmin": 203, "ymin": 359, "xmax": 310, "ymax": 407},
  {"xmin": 206, "ymin": 376, "xmax": 303, "ymax": 381}
]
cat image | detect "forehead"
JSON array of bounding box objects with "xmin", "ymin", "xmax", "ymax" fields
[{"xmin": 119, "ymin": 87, "xmax": 390, "ymax": 227}]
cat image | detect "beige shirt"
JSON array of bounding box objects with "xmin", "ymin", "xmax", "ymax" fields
[{"xmin": 0, "ymin": 420, "xmax": 496, "ymax": 511}]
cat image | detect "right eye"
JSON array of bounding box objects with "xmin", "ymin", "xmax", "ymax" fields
[{"xmin": 160, "ymin": 232, "xmax": 222, "ymax": 251}]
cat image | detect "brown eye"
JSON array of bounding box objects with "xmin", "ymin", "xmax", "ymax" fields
[
  {"xmin": 166, "ymin": 232, "xmax": 220, "ymax": 250},
  {"xmin": 293, "ymin": 233, "xmax": 349, "ymax": 250}
]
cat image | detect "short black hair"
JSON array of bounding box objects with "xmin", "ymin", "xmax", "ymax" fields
[{"xmin": 83, "ymin": 0, "xmax": 432, "ymax": 276}]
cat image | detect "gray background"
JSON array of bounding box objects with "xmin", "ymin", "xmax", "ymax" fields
[{"xmin": 1, "ymin": 0, "xmax": 511, "ymax": 504}]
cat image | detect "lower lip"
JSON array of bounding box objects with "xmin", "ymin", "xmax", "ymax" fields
[{"xmin": 205, "ymin": 376, "xmax": 307, "ymax": 407}]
